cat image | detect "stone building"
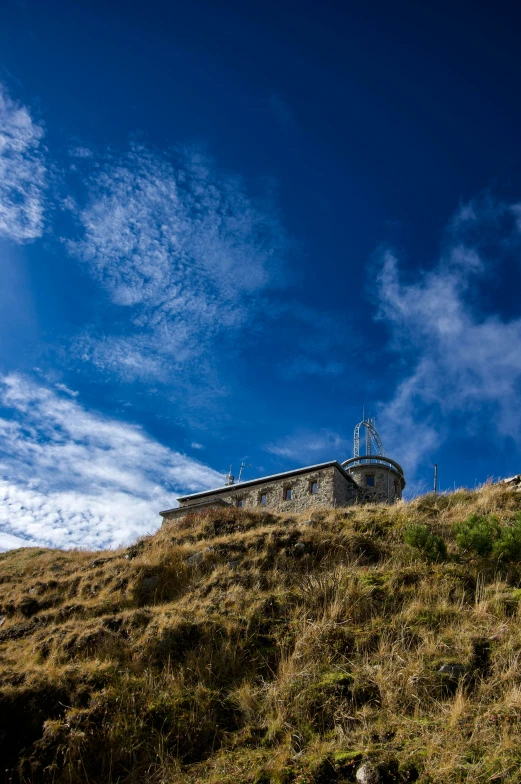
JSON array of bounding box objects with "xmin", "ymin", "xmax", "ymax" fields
[
  {"xmin": 342, "ymin": 456, "xmax": 405, "ymax": 504},
  {"xmin": 159, "ymin": 454, "xmax": 406, "ymax": 524}
]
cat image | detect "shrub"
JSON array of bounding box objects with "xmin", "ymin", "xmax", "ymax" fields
[
  {"xmin": 454, "ymin": 514, "xmax": 500, "ymax": 557},
  {"xmin": 454, "ymin": 512, "xmax": 521, "ymax": 563},
  {"xmin": 493, "ymin": 513, "xmax": 521, "ymax": 563},
  {"xmin": 404, "ymin": 524, "xmax": 447, "ymax": 562}
]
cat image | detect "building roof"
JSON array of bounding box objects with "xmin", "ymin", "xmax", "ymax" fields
[{"xmin": 159, "ymin": 460, "xmax": 357, "ymax": 516}]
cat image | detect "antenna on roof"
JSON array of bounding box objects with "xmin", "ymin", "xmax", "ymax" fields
[
  {"xmin": 238, "ymin": 462, "xmax": 252, "ymax": 483},
  {"xmin": 353, "ymin": 416, "xmax": 385, "ymax": 459},
  {"xmin": 225, "ymin": 465, "xmax": 235, "ymax": 486}
]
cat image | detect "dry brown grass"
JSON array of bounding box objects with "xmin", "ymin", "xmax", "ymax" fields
[{"xmin": 2, "ymin": 485, "xmax": 521, "ymax": 782}]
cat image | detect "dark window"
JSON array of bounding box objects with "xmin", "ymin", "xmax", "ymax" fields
[
  {"xmin": 366, "ymin": 475, "xmax": 375, "ymax": 487},
  {"xmin": 310, "ymin": 481, "xmax": 318, "ymax": 494},
  {"xmin": 284, "ymin": 487, "xmax": 292, "ymax": 501},
  {"xmin": 259, "ymin": 493, "xmax": 267, "ymax": 506},
  {"xmin": 236, "ymin": 498, "xmax": 243, "ymax": 508}
]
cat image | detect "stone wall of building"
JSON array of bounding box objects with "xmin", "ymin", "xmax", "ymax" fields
[
  {"xmin": 179, "ymin": 464, "xmax": 340, "ymax": 515},
  {"xmin": 160, "ymin": 460, "xmax": 405, "ymax": 526},
  {"xmin": 346, "ymin": 465, "xmax": 403, "ymax": 504},
  {"xmin": 332, "ymin": 467, "xmax": 361, "ymax": 507}
]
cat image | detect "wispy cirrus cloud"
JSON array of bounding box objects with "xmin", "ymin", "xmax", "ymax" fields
[
  {"xmin": 66, "ymin": 143, "xmax": 289, "ymax": 380},
  {"xmin": 0, "ymin": 83, "xmax": 46, "ymax": 242},
  {"xmin": 0, "ymin": 374, "xmax": 223, "ymax": 551},
  {"xmin": 375, "ymin": 196, "xmax": 521, "ymax": 480},
  {"xmin": 68, "ymin": 145, "xmax": 93, "ymax": 159}
]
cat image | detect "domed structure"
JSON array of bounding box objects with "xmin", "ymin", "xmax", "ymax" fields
[{"xmin": 342, "ymin": 419, "xmax": 405, "ymax": 503}]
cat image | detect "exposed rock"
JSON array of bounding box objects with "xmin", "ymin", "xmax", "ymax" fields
[
  {"xmin": 140, "ymin": 575, "xmax": 159, "ymax": 590},
  {"xmin": 0, "ymin": 615, "xmax": 5, "ymax": 627},
  {"xmin": 356, "ymin": 762, "xmax": 380, "ymax": 784},
  {"xmin": 228, "ymin": 560, "xmax": 239, "ymax": 569},
  {"xmin": 438, "ymin": 663, "xmax": 466, "ymax": 678},
  {"xmin": 292, "ymin": 542, "xmax": 306, "ymax": 557},
  {"xmin": 500, "ymin": 474, "xmax": 521, "ymax": 490},
  {"xmin": 185, "ymin": 551, "xmax": 204, "ymax": 567}
]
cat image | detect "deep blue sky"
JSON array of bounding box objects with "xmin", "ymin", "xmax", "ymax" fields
[{"xmin": 1, "ymin": 0, "xmax": 521, "ymax": 549}]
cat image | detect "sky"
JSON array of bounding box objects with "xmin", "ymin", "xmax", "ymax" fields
[{"xmin": 1, "ymin": 0, "xmax": 521, "ymax": 550}]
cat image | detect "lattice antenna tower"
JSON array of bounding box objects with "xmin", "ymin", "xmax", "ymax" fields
[{"xmin": 353, "ymin": 415, "xmax": 386, "ymax": 459}]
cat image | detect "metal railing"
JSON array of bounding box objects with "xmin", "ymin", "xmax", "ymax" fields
[{"xmin": 341, "ymin": 455, "xmax": 404, "ymax": 478}]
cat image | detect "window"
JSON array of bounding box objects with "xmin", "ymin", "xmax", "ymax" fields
[
  {"xmin": 284, "ymin": 487, "xmax": 292, "ymax": 501},
  {"xmin": 310, "ymin": 480, "xmax": 318, "ymax": 495},
  {"xmin": 236, "ymin": 498, "xmax": 243, "ymax": 508},
  {"xmin": 259, "ymin": 493, "xmax": 267, "ymax": 506},
  {"xmin": 366, "ymin": 475, "xmax": 375, "ymax": 487}
]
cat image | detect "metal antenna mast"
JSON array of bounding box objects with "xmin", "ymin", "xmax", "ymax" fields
[
  {"xmin": 353, "ymin": 417, "xmax": 385, "ymax": 459},
  {"xmin": 238, "ymin": 462, "xmax": 252, "ymax": 483}
]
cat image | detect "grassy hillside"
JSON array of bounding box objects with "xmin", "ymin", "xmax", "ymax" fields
[{"xmin": 2, "ymin": 484, "xmax": 521, "ymax": 783}]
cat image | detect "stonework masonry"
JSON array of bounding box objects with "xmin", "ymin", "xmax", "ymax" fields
[
  {"xmin": 161, "ymin": 462, "xmax": 358, "ymax": 523},
  {"xmin": 160, "ymin": 458, "xmax": 405, "ymax": 524},
  {"xmin": 346, "ymin": 464, "xmax": 403, "ymax": 504},
  {"xmin": 207, "ymin": 464, "xmax": 347, "ymax": 513}
]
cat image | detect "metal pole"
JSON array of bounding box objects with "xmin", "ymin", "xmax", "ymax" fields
[
  {"xmin": 433, "ymin": 463, "xmax": 438, "ymax": 495},
  {"xmin": 238, "ymin": 462, "xmax": 252, "ymax": 483}
]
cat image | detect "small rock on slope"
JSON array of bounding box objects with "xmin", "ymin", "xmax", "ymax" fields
[{"xmin": 356, "ymin": 762, "xmax": 380, "ymax": 784}]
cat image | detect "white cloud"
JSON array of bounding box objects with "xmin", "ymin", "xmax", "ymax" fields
[
  {"xmin": 75, "ymin": 334, "xmax": 170, "ymax": 381},
  {"xmin": 68, "ymin": 145, "xmax": 93, "ymax": 158},
  {"xmin": 66, "ymin": 144, "xmax": 288, "ymax": 379},
  {"xmin": 375, "ymin": 199, "xmax": 521, "ymax": 479},
  {"xmin": 0, "ymin": 83, "xmax": 46, "ymax": 241},
  {"xmin": 54, "ymin": 382, "xmax": 79, "ymax": 396},
  {"xmin": 191, "ymin": 442, "xmax": 204, "ymax": 450},
  {"xmin": 0, "ymin": 374, "xmax": 224, "ymax": 551}
]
